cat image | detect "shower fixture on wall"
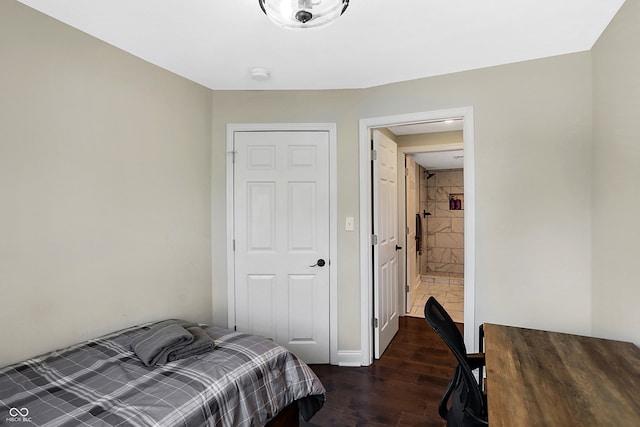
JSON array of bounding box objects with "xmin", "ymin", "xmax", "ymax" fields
[{"xmin": 425, "ymin": 171, "xmax": 435, "ymax": 179}]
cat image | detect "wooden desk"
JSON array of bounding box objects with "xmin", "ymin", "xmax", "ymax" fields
[{"xmin": 484, "ymin": 323, "xmax": 640, "ymax": 426}]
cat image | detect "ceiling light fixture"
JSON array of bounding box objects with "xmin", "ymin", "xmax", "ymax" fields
[{"xmin": 259, "ymin": 0, "xmax": 349, "ymax": 29}]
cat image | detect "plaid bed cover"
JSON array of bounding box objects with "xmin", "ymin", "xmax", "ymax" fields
[{"xmin": 0, "ymin": 322, "xmax": 325, "ymax": 426}]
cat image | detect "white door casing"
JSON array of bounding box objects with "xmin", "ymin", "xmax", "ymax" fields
[
  {"xmin": 372, "ymin": 130, "xmax": 399, "ymax": 358},
  {"xmin": 230, "ymin": 129, "xmax": 332, "ymax": 364},
  {"xmin": 360, "ymin": 107, "xmax": 476, "ymax": 367}
]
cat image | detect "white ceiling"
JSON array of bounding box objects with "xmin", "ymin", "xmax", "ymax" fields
[
  {"xmin": 389, "ymin": 119, "xmax": 463, "ymax": 169},
  {"xmin": 412, "ymin": 150, "xmax": 464, "ymax": 170},
  {"xmin": 17, "ymin": 0, "xmax": 625, "ymax": 91}
]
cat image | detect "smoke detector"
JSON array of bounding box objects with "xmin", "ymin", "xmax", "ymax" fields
[{"xmin": 250, "ymin": 67, "xmax": 271, "ymax": 81}]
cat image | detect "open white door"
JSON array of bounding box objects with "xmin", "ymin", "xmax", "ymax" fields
[
  {"xmin": 232, "ymin": 130, "xmax": 330, "ymax": 364},
  {"xmin": 372, "ymin": 129, "xmax": 399, "ymax": 358}
]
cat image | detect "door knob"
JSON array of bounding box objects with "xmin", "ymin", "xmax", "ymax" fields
[
  {"xmin": 395, "ymin": 245, "xmax": 403, "ymax": 251},
  {"xmin": 309, "ymin": 259, "xmax": 326, "ymax": 267}
]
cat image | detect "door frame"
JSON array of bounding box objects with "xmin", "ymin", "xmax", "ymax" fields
[
  {"xmin": 226, "ymin": 123, "xmax": 338, "ymax": 364},
  {"xmin": 398, "ymin": 143, "xmax": 464, "ymax": 316},
  {"xmin": 359, "ymin": 107, "xmax": 476, "ymax": 366}
]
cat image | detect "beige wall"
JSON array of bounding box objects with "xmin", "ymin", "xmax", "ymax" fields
[
  {"xmin": 0, "ymin": 1, "xmax": 213, "ymax": 365},
  {"xmin": 368, "ymin": 58, "xmax": 593, "ymax": 343},
  {"xmin": 396, "ymin": 130, "xmax": 463, "ymax": 147},
  {"xmin": 213, "ymin": 52, "xmax": 594, "ymax": 351},
  {"xmin": 592, "ymin": 0, "xmax": 640, "ymax": 344}
]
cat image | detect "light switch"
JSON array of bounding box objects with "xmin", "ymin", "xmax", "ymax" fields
[{"xmin": 345, "ymin": 216, "xmax": 354, "ymax": 231}]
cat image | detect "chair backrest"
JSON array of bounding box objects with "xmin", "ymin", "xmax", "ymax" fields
[
  {"xmin": 424, "ymin": 295, "xmax": 467, "ymax": 359},
  {"xmin": 425, "ymin": 296, "xmax": 487, "ymax": 426}
]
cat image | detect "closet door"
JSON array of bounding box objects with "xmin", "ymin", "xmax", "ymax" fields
[{"xmin": 233, "ymin": 130, "xmax": 330, "ymax": 364}]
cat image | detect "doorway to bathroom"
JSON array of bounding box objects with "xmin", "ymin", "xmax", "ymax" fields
[
  {"xmin": 359, "ymin": 107, "xmax": 476, "ymax": 365},
  {"xmin": 401, "ymin": 146, "xmax": 465, "ymax": 325}
]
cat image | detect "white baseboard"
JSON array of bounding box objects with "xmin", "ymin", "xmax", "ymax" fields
[{"xmin": 337, "ymin": 350, "xmax": 362, "ymax": 367}]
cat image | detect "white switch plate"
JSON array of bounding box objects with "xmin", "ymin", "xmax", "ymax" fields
[{"xmin": 345, "ymin": 216, "xmax": 354, "ymax": 231}]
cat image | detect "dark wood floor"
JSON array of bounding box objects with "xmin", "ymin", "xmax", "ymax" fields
[{"xmin": 308, "ymin": 316, "xmax": 458, "ymax": 427}]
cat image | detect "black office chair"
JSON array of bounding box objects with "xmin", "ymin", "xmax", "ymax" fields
[{"xmin": 424, "ymin": 296, "xmax": 488, "ymax": 427}]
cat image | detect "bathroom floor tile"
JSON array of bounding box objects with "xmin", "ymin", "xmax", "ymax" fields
[{"xmin": 408, "ymin": 279, "xmax": 464, "ymax": 323}]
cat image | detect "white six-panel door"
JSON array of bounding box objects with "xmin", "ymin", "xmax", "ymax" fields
[
  {"xmin": 373, "ymin": 129, "xmax": 399, "ymax": 358},
  {"xmin": 233, "ymin": 131, "xmax": 330, "ymax": 364}
]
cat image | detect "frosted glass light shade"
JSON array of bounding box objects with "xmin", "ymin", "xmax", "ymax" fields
[{"xmin": 259, "ymin": 0, "xmax": 349, "ymax": 29}]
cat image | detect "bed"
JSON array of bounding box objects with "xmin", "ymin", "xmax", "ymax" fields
[{"xmin": 0, "ymin": 321, "xmax": 325, "ymax": 426}]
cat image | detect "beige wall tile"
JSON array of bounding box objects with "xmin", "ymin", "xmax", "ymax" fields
[
  {"xmin": 451, "ymin": 248, "xmax": 464, "ymax": 264},
  {"xmin": 436, "ymin": 232, "xmax": 464, "ymax": 249},
  {"xmin": 435, "ymin": 186, "xmax": 450, "ymax": 201},
  {"xmin": 435, "ymin": 201, "xmax": 463, "ymax": 217},
  {"xmin": 451, "ymin": 217, "xmax": 464, "ymax": 233},
  {"xmin": 427, "ymin": 217, "xmax": 452, "ymax": 233},
  {"xmin": 435, "ymin": 170, "xmax": 464, "ymax": 187},
  {"xmin": 427, "ymin": 247, "xmax": 452, "ymax": 263},
  {"xmin": 420, "ymin": 184, "xmax": 427, "ymax": 202},
  {"xmin": 427, "ymin": 187, "xmax": 437, "ymax": 200},
  {"xmin": 422, "ymin": 169, "xmax": 465, "ymax": 277},
  {"xmin": 427, "ymin": 201, "xmax": 436, "ymax": 214},
  {"xmin": 429, "ymin": 263, "xmax": 464, "ymax": 274}
]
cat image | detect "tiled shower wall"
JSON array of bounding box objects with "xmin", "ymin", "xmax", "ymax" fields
[{"xmin": 419, "ymin": 168, "xmax": 464, "ymax": 275}]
